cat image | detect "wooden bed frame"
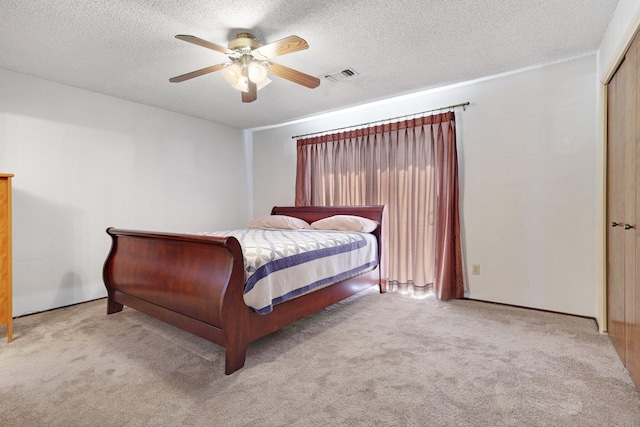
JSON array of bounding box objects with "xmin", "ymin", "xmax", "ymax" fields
[{"xmin": 103, "ymin": 205, "xmax": 386, "ymax": 374}]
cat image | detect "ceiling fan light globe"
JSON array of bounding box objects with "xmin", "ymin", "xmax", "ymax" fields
[
  {"xmin": 256, "ymin": 77, "xmax": 272, "ymax": 91},
  {"xmin": 232, "ymin": 75, "xmax": 249, "ymax": 92},
  {"xmin": 223, "ymin": 63, "xmax": 242, "ymax": 85},
  {"xmin": 247, "ymin": 61, "xmax": 268, "ymax": 83}
]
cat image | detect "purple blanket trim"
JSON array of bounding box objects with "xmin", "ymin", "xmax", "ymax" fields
[
  {"xmin": 243, "ymin": 234, "xmax": 369, "ymax": 294},
  {"xmin": 254, "ymin": 259, "xmax": 379, "ymax": 315}
]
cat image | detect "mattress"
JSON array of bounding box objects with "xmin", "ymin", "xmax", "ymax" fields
[{"xmin": 196, "ymin": 228, "xmax": 378, "ymax": 314}]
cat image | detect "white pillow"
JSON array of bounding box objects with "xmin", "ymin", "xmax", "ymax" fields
[
  {"xmin": 310, "ymin": 215, "xmax": 378, "ymax": 233},
  {"xmin": 248, "ymin": 215, "xmax": 310, "ymax": 230}
]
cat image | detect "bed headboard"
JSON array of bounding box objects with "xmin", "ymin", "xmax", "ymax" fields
[{"xmin": 271, "ymin": 205, "xmax": 385, "ymax": 258}]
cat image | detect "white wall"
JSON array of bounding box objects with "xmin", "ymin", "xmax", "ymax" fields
[
  {"xmin": 0, "ymin": 68, "xmax": 249, "ymax": 316},
  {"xmin": 252, "ymin": 55, "xmax": 599, "ymax": 318}
]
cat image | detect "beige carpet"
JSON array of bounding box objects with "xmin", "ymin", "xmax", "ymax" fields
[{"xmin": 1, "ymin": 289, "xmax": 639, "ymax": 426}]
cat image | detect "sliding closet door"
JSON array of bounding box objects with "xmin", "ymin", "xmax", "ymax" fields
[
  {"xmin": 630, "ymin": 34, "xmax": 640, "ymax": 385},
  {"xmin": 607, "ymin": 61, "xmax": 627, "ymax": 363},
  {"xmin": 606, "ymin": 29, "xmax": 639, "ymax": 388}
]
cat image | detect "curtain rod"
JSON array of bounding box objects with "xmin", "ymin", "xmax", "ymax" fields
[{"xmin": 291, "ymin": 101, "xmax": 470, "ymax": 139}]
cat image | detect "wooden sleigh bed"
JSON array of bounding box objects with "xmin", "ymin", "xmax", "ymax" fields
[{"xmin": 102, "ymin": 205, "xmax": 386, "ymax": 374}]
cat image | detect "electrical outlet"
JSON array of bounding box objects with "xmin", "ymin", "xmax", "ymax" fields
[{"xmin": 472, "ymin": 264, "xmax": 480, "ymax": 275}]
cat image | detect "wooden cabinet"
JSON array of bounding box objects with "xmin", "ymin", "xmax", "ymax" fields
[
  {"xmin": 0, "ymin": 174, "xmax": 13, "ymax": 342},
  {"xmin": 606, "ymin": 30, "xmax": 639, "ymax": 389}
]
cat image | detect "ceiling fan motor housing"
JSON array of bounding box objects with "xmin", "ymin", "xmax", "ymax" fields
[{"xmin": 228, "ymin": 33, "xmax": 262, "ymax": 54}]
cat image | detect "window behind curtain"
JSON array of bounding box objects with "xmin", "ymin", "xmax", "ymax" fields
[{"xmin": 295, "ymin": 111, "xmax": 464, "ymax": 300}]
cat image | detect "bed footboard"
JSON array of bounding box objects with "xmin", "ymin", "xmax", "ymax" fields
[{"xmin": 102, "ymin": 228, "xmax": 250, "ymax": 373}]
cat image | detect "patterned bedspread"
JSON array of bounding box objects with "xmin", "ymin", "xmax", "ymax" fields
[{"xmin": 196, "ymin": 229, "xmax": 378, "ymax": 314}]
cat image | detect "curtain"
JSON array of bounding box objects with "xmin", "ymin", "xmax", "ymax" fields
[{"xmin": 295, "ymin": 111, "xmax": 464, "ymax": 300}]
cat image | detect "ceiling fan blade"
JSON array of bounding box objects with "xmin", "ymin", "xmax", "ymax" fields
[
  {"xmin": 169, "ymin": 63, "xmax": 226, "ymax": 83},
  {"xmin": 242, "ymin": 81, "xmax": 258, "ymax": 103},
  {"xmin": 175, "ymin": 35, "xmax": 235, "ymax": 56},
  {"xmin": 268, "ymin": 63, "xmax": 320, "ymax": 88},
  {"xmin": 252, "ymin": 35, "xmax": 309, "ymax": 59}
]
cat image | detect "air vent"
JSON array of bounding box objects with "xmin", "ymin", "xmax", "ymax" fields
[{"xmin": 323, "ymin": 67, "xmax": 359, "ymax": 82}]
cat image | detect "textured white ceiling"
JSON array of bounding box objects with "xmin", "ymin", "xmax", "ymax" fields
[{"xmin": 0, "ymin": 0, "xmax": 618, "ymax": 129}]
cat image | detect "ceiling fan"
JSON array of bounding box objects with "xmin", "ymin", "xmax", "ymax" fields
[{"xmin": 169, "ymin": 32, "xmax": 321, "ymax": 103}]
